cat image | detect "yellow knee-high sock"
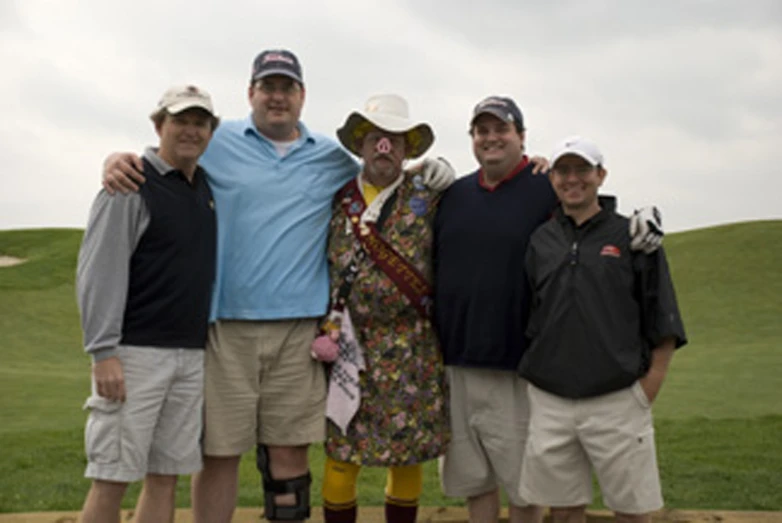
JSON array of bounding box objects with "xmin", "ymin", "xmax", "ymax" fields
[
  {"xmin": 385, "ymin": 464, "xmax": 422, "ymax": 523},
  {"xmin": 322, "ymin": 457, "xmax": 360, "ymax": 523}
]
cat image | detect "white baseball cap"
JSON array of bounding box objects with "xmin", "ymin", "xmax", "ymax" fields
[
  {"xmin": 150, "ymin": 84, "xmax": 217, "ymax": 119},
  {"xmin": 550, "ymin": 136, "xmax": 605, "ymax": 167}
]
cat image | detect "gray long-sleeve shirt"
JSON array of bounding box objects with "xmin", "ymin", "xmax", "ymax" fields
[{"xmin": 76, "ymin": 149, "xmax": 172, "ymax": 362}]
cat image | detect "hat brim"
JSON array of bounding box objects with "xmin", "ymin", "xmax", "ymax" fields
[
  {"xmin": 149, "ymin": 101, "xmax": 218, "ymax": 121},
  {"xmin": 550, "ymin": 150, "xmax": 600, "ymax": 167},
  {"xmin": 168, "ymin": 100, "xmax": 217, "ymax": 116},
  {"xmin": 252, "ymin": 68, "xmax": 304, "ymax": 85},
  {"xmin": 337, "ymin": 111, "xmax": 434, "ymax": 159},
  {"xmin": 470, "ymin": 107, "xmax": 524, "ymax": 131}
]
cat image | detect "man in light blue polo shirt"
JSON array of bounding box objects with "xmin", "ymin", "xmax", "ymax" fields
[{"xmin": 102, "ymin": 49, "xmax": 453, "ymax": 523}]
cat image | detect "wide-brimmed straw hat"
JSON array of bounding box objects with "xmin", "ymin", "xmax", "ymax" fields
[{"xmin": 337, "ymin": 94, "xmax": 434, "ymax": 159}]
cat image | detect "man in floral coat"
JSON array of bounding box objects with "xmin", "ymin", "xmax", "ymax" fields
[{"xmin": 311, "ymin": 94, "xmax": 450, "ymax": 523}]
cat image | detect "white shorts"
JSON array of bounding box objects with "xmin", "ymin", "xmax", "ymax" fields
[
  {"xmin": 439, "ymin": 366, "xmax": 531, "ymax": 507},
  {"xmin": 84, "ymin": 346, "xmax": 204, "ymax": 482},
  {"xmin": 521, "ymin": 382, "xmax": 663, "ymax": 514}
]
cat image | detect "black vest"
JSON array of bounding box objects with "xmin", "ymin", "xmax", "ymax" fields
[{"xmin": 121, "ymin": 159, "xmax": 216, "ymax": 349}]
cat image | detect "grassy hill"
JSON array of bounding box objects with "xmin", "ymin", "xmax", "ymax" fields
[
  {"xmin": 656, "ymin": 221, "xmax": 782, "ymax": 419},
  {"xmin": 0, "ymin": 222, "xmax": 780, "ymax": 512}
]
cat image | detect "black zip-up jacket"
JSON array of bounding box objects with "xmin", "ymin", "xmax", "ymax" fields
[{"xmin": 519, "ymin": 204, "xmax": 687, "ymax": 399}]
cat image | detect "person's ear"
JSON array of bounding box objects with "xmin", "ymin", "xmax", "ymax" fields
[{"xmin": 597, "ymin": 166, "xmax": 607, "ymax": 186}]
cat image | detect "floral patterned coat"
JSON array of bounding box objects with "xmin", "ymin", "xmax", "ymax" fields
[{"xmin": 324, "ymin": 173, "xmax": 450, "ymax": 466}]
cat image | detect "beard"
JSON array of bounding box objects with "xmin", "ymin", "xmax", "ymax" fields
[{"xmin": 364, "ymin": 156, "xmax": 402, "ymax": 187}]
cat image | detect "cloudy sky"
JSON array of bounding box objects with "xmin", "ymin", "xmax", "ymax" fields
[{"xmin": 1, "ymin": 0, "xmax": 780, "ymax": 232}]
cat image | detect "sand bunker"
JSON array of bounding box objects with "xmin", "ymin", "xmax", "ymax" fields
[{"xmin": 0, "ymin": 255, "xmax": 26, "ymax": 268}]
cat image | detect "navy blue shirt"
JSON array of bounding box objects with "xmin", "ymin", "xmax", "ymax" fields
[{"xmin": 433, "ymin": 161, "xmax": 557, "ymax": 370}]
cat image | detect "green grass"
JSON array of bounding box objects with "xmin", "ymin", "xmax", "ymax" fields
[
  {"xmin": 655, "ymin": 416, "xmax": 782, "ymax": 511},
  {"xmin": 1, "ymin": 222, "xmax": 781, "ymax": 512},
  {"xmin": 653, "ymin": 221, "xmax": 782, "ymax": 421},
  {"xmin": 2, "ymin": 419, "xmax": 780, "ymax": 512},
  {"xmin": 0, "ymin": 429, "xmax": 455, "ymax": 512},
  {"xmin": 664, "ymin": 221, "xmax": 782, "ymax": 347}
]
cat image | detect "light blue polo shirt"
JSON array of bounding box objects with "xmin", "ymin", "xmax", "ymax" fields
[{"xmin": 200, "ymin": 116, "xmax": 359, "ymax": 321}]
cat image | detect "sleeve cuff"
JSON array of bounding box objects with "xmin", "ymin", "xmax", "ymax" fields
[{"xmin": 90, "ymin": 347, "xmax": 118, "ymax": 363}]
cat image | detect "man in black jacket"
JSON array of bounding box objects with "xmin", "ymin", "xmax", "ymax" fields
[{"xmin": 519, "ymin": 136, "xmax": 687, "ymax": 523}]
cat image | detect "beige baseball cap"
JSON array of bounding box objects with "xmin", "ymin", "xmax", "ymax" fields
[{"xmin": 150, "ymin": 84, "xmax": 217, "ymax": 119}]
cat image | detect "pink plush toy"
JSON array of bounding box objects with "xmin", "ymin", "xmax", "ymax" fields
[{"xmin": 311, "ymin": 332, "xmax": 340, "ymax": 362}]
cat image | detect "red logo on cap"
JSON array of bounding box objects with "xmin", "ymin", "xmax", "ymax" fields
[
  {"xmin": 600, "ymin": 245, "xmax": 621, "ymax": 258},
  {"xmin": 263, "ymin": 52, "xmax": 294, "ymax": 65}
]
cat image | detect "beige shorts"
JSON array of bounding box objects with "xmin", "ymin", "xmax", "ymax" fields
[
  {"xmin": 521, "ymin": 382, "xmax": 663, "ymax": 514},
  {"xmin": 439, "ymin": 366, "xmax": 531, "ymax": 507},
  {"xmin": 203, "ymin": 319, "xmax": 327, "ymax": 456},
  {"xmin": 84, "ymin": 346, "xmax": 204, "ymax": 482}
]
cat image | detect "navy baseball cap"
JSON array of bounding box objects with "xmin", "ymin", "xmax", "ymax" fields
[
  {"xmin": 251, "ymin": 49, "xmax": 304, "ymax": 85},
  {"xmin": 470, "ymin": 96, "xmax": 524, "ymax": 131}
]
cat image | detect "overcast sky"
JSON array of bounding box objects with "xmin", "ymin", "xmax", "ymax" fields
[{"xmin": 1, "ymin": 0, "xmax": 780, "ymax": 232}]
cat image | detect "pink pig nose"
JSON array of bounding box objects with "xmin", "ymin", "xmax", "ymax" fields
[{"xmin": 376, "ymin": 137, "xmax": 392, "ymax": 154}]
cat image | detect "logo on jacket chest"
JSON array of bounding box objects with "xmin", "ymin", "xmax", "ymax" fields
[{"xmin": 599, "ymin": 244, "xmax": 621, "ymax": 258}]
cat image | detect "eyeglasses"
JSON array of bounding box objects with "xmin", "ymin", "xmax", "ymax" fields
[
  {"xmin": 254, "ymin": 79, "xmax": 301, "ymax": 95},
  {"xmin": 552, "ymin": 164, "xmax": 597, "ymax": 177}
]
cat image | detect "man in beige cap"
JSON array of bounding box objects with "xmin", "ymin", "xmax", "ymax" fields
[
  {"xmin": 76, "ymin": 85, "xmax": 219, "ymax": 523},
  {"xmin": 313, "ymin": 94, "xmax": 449, "ymax": 523}
]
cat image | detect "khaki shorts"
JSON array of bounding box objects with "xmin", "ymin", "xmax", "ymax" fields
[
  {"xmin": 521, "ymin": 382, "xmax": 663, "ymax": 514},
  {"xmin": 84, "ymin": 346, "xmax": 204, "ymax": 482},
  {"xmin": 203, "ymin": 319, "xmax": 327, "ymax": 456},
  {"xmin": 439, "ymin": 366, "xmax": 531, "ymax": 507}
]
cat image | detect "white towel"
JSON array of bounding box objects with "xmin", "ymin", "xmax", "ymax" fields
[{"xmin": 326, "ymin": 308, "xmax": 366, "ymax": 435}]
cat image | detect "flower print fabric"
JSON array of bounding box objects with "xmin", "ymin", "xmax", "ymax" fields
[{"xmin": 324, "ymin": 172, "xmax": 450, "ymax": 466}]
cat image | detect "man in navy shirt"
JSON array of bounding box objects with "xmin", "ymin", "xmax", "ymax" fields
[{"xmin": 434, "ymin": 96, "xmax": 553, "ymax": 523}]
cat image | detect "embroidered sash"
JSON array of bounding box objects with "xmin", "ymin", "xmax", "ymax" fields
[{"xmin": 339, "ymin": 178, "xmax": 433, "ymax": 319}]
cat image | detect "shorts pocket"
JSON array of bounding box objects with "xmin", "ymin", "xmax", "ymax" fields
[
  {"xmin": 630, "ymin": 381, "xmax": 652, "ymax": 410},
  {"xmin": 83, "ymin": 395, "xmax": 122, "ymax": 464}
]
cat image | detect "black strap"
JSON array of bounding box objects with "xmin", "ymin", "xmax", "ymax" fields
[{"xmin": 334, "ymin": 192, "xmax": 398, "ymax": 308}]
